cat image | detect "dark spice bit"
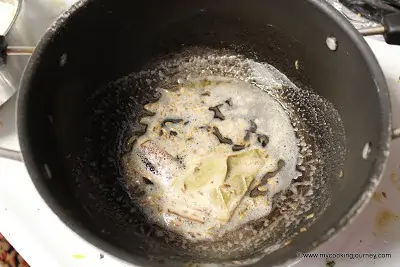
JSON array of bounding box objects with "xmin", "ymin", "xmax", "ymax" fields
[
  {"xmin": 141, "ymin": 157, "xmax": 157, "ymax": 174},
  {"xmin": 143, "ymin": 177, "xmax": 154, "ymax": 185},
  {"xmin": 138, "ymin": 123, "xmax": 148, "ymax": 134},
  {"xmin": 170, "ymin": 131, "xmax": 178, "ymax": 136},
  {"xmin": 257, "ymin": 134, "xmax": 269, "ymax": 147},
  {"xmin": 176, "ymin": 155, "xmax": 185, "ymax": 165},
  {"xmin": 212, "ymin": 126, "xmax": 233, "ymax": 145},
  {"xmin": 199, "ymin": 126, "xmax": 211, "ymax": 130},
  {"xmin": 249, "ymin": 120, "xmax": 257, "ymax": 133},
  {"xmin": 200, "ymin": 79, "xmax": 212, "ymax": 87},
  {"xmin": 296, "ymin": 165, "xmax": 306, "ymax": 172},
  {"xmin": 201, "ymin": 91, "xmax": 211, "ymax": 96},
  {"xmin": 326, "ymin": 260, "xmax": 336, "ymax": 267},
  {"xmin": 100, "ymin": 253, "xmax": 104, "ymax": 259},
  {"xmin": 136, "ymin": 190, "xmax": 146, "ymax": 198},
  {"xmin": 382, "ymin": 192, "xmax": 387, "ymax": 198},
  {"xmin": 232, "ymin": 144, "xmax": 246, "ymax": 152},
  {"xmin": 124, "ymin": 125, "xmax": 147, "ymax": 151},
  {"xmin": 189, "ymin": 232, "xmax": 196, "ymax": 238},
  {"xmin": 209, "ymin": 104, "xmax": 226, "ymax": 120},
  {"xmin": 250, "ymin": 159, "xmax": 286, "ymax": 197},
  {"xmin": 142, "ymin": 109, "xmax": 156, "ymax": 117},
  {"xmin": 184, "ymin": 121, "xmax": 190, "ymax": 125},
  {"xmin": 244, "ymin": 120, "xmax": 258, "ymax": 141},
  {"xmin": 124, "ymin": 134, "xmax": 139, "ymax": 151},
  {"xmin": 244, "ymin": 131, "xmax": 251, "ymax": 141},
  {"xmin": 225, "ymin": 98, "xmax": 233, "ymax": 106},
  {"xmin": 161, "ymin": 118, "xmax": 183, "ymax": 127}
]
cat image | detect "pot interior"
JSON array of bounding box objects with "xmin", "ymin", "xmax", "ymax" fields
[{"xmin": 18, "ymin": 0, "xmax": 389, "ymax": 266}]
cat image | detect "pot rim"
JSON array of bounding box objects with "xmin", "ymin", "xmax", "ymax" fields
[{"xmin": 15, "ymin": 0, "xmax": 392, "ymax": 266}]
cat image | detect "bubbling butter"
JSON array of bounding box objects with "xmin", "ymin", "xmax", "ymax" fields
[{"xmin": 122, "ymin": 77, "xmax": 299, "ymax": 240}]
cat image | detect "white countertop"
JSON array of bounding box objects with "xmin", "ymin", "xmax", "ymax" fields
[{"xmin": 1, "ymin": 1, "xmax": 400, "ymax": 266}]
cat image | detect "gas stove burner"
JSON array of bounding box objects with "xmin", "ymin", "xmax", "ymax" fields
[{"xmin": 338, "ymin": 0, "xmax": 400, "ymax": 22}]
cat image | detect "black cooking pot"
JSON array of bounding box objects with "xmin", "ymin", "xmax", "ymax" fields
[{"xmin": 0, "ymin": 0, "xmax": 400, "ymax": 266}]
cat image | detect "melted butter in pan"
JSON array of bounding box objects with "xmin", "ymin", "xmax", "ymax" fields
[{"xmin": 122, "ymin": 77, "xmax": 299, "ymax": 241}]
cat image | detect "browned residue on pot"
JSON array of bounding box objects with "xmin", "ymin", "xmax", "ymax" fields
[
  {"xmin": 374, "ymin": 209, "xmax": 399, "ymax": 233},
  {"xmin": 372, "ymin": 192, "xmax": 383, "ymax": 203},
  {"xmin": 390, "ymin": 170, "xmax": 400, "ymax": 192},
  {"xmin": 390, "ymin": 170, "xmax": 399, "ymax": 184},
  {"xmin": 283, "ymin": 239, "xmax": 292, "ymax": 247}
]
